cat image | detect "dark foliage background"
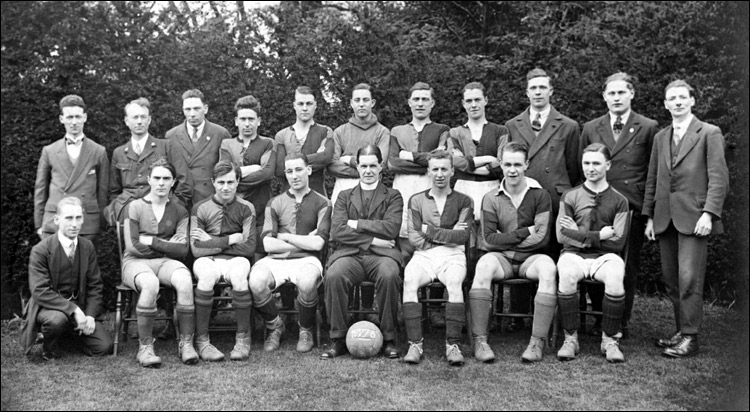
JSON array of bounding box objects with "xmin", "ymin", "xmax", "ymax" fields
[{"xmin": 1, "ymin": 1, "xmax": 748, "ymax": 316}]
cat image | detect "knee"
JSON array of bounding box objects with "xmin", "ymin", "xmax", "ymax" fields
[
  {"xmin": 171, "ymin": 269, "xmax": 194, "ymax": 291},
  {"xmin": 472, "ymin": 258, "xmax": 495, "ymax": 289},
  {"xmin": 194, "ymin": 271, "xmax": 218, "ymax": 291},
  {"xmin": 41, "ymin": 311, "xmax": 69, "ymax": 332},
  {"xmin": 229, "ymin": 271, "xmax": 249, "ymax": 291},
  {"xmin": 296, "ymin": 272, "xmax": 320, "ymax": 296},
  {"xmin": 136, "ymin": 274, "xmax": 160, "ymax": 301},
  {"xmin": 248, "ymin": 270, "xmax": 271, "ymax": 295},
  {"xmin": 379, "ymin": 263, "xmax": 402, "ymax": 285},
  {"xmin": 536, "ymin": 260, "xmax": 558, "ymax": 292},
  {"xmin": 557, "ymin": 271, "xmax": 579, "ymax": 294}
]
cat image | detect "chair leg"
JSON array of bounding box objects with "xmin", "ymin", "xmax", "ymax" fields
[{"xmin": 113, "ymin": 290, "xmax": 123, "ymax": 356}]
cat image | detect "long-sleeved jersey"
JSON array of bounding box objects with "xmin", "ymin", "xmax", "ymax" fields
[
  {"xmin": 408, "ymin": 189, "xmax": 473, "ymax": 251},
  {"xmin": 261, "ymin": 189, "xmax": 332, "ymax": 260},
  {"xmin": 190, "ymin": 195, "xmax": 256, "ymax": 259},
  {"xmin": 124, "ymin": 198, "xmax": 189, "ymax": 261}
]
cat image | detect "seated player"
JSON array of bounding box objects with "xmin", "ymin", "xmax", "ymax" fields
[
  {"xmin": 556, "ymin": 143, "xmax": 629, "ymax": 363},
  {"xmin": 190, "ymin": 161, "xmax": 256, "ymax": 361},
  {"xmin": 249, "ymin": 153, "xmax": 331, "ymax": 353},
  {"xmin": 468, "ymin": 142, "xmax": 555, "ymax": 363},
  {"xmin": 401, "ymin": 149, "xmax": 473, "ymax": 366},
  {"xmin": 121, "ymin": 158, "xmax": 196, "ymax": 367}
]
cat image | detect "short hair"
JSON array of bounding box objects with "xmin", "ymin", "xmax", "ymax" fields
[
  {"xmin": 295, "ymin": 86, "xmax": 315, "ymax": 98},
  {"xmin": 59, "ymin": 95, "xmax": 86, "ymax": 113},
  {"xmin": 212, "ymin": 160, "xmax": 241, "ymax": 181},
  {"xmin": 603, "ymin": 72, "xmax": 635, "ymax": 91},
  {"xmin": 56, "ymin": 196, "xmax": 83, "ymax": 214},
  {"xmin": 284, "ymin": 152, "xmax": 309, "ymax": 167},
  {"xmin": 427, "ymin": 149, "xmax": 453, "ymax": 167},
  {"xmin": 665, "ymin": 79, "xmax": 694, "ymax": 97},
  {"xmin": 352, "ymin": 83, "xmax": 374, "ymax": 98},
  {"xmin": 234, "ymin": 95, "xmax": 261, "ymax": 116},
  {"xmin": 181, "ymin": 89, "xmax": 205, "ymax": 102},
  {"xmin": 500, "ymin": 141, "xmax": 529, "ymax": 161},
  {"xmin": 124, "ymin": 97, "xmax": 151, "ymax": 116},
  {"xmin": 582, "ymin": 142, "xmax": 612, "ymax": 161},
  {"xmin": 356, "ymin": 144, "xmax": 383, "ymax": 164},
  {"xmin": 409, "ymin": 82, "xmax": 433, "ymax": 99},
  {"xmin": 463, "ymin": 82, "xmax": 486, "ymax": 96},
  {"xmin": 148, "ymin": 157, "xmax": 176, "ymax": 178},
  {"xmin": 526, "ymin": 68, "xmax": 553, "ymax": 88}
]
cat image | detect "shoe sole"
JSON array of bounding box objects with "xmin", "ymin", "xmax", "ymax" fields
[
  {"xmin": 661, "ymin": 348, "xmax": 699, "ymax": 358},
  {"xmin": 140, "ymin": 362, "xmax": 162, "ymax": 368},
  {"xmin": 557, "ymin": 355, "xmax": 577, "ymax": 361},
  {"xmin": 521, "ymin": 356, "xmax": 541, "ymax": 363},
  {"xmin": 448, "ymin": 360, "xmax": 465, "ymax": 366},
  {"xmin": 182, "ymin": 357, "xmax": 199, "ymax": 365}
]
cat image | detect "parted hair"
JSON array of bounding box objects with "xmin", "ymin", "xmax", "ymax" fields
[
  {"xmin": 583, "ymin": 142, "xmax": 612, "ymax": 161},
  {"xmin": 500, "ymin": 141, "xmax": 530, "ymax": 161},
  {"xmin": 409, "ymin": 82, "xmax": 433, "ymax": 99},
  {"xmin": 352, "ymin": 83, "xmax": 374, "ymax": 99},
  {"xmin": 234, "ymin": 95, "xmax": 262, "ymax": 116},
  {"xmin": 59, "ymin": 95, "xmax": 86, "ymax": 113},
  {"xmin": 356, "ymin": 144, "xmax": 383, "ymax": 164},
  {"xmin": 181, "ymin": 89, "xmax": 205, "ymax": 102},
  {"xmin": 665, "ymin": 79, "xmax": 695, "ymax": 97},
  {"xmin": 212, "ymin": 160, "xmax": 241, "ymax": 181},
  {"xmin": 148, "ymin": 157, "xmax": 177, "ymax": 178},
  {"xmin": 603, "ymin": 72, "xmax": 635, "ymax": 91},
  {"xmin": 463, "ymin": 82, "xmax": 486, "ymax": 95},
  {"xmin": 427, "ymin": 149, "xmax": 453, "ymax": 167},
  {"xmin": 295, "ymin": 86, "xmax": 315, "ymax": 98},
  {"xmin": 285, "ymin": 152, "xmax": 309, "ymax": 166},
  {"xmin": 124, "ymin": 97, "xmax": 151, "ymax": 116},
  {"xmin": 526, "ymin": 68, "xmax": 552, "ymax": 87},
  {"xmin": 56, "ymin": 196, "xmax": 83, "ymax": 214}
]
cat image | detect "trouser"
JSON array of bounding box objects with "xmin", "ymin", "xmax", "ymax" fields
[{"xmin": 37, "ymin": 308, "xmax": 113, "ymax": 356}]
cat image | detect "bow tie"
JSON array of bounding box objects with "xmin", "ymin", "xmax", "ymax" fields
[{"xmin": 66, "ymin": 138, "xmax": 82, "ymax": 146}]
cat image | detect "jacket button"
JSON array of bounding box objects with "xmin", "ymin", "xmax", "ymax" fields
[
  {"xmin": 624, "ymin": 180, "xmax": 629, "ymax": 185},
  {"xmin": 545, "ymin": 167, "xmax": 550, "ymax": 173}
]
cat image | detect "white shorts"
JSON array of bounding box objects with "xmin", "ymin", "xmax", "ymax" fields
[
  {"xmin": 251, "ymin": 256, "xmax": 323, "ymax": 289},
  {"xmin": 193, "ymin": 256, "xmax": 250, "ymax": 283},
  {"xmin": 330, "ymin": 178, "xmax": 360, "ymax": 208},
  {"xmin": 121, "ymin": 257, "xmax": 188, "ymax": 291},
  {"xmin": 480, "ymin": 252, "xmax": 551, "ymax": 279},
  {"xmin": 454, "ymin": 179, "xmax": 499, "ymax": 220},
  {"xmin": 557, "ymin": 252, "xmax": 624, "ymax": 281},
  {"xmin": 406, "ymin": 246, "xmax": 466, "ymax": 282},
  {"xmin": 393, "ymin": 173, "xmax": 432, "ymax": 238}
]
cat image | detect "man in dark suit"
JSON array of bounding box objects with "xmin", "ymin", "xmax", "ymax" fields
[
  {"xmin": 21, "ymin": 197, "xmax": 113, "ymax": 359},
  {"xmin": 321, "ymin": 145, "xmax": 403, "ymax": 359},
  {"xmin": 165, "ymin": 89, "xmax": 232, "ymax": 210},
  {"xmin": 643, "ymin": 80, "xmax": 729, "ymax": 358},
  {"xmin": 580, "ymin": 73, "xmax": 659, "ymax": 337},
  {"xmin": 34, "ymin": 94, "xmax": 109, "ymax": 243}
]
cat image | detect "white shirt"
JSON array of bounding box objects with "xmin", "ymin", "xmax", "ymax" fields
[
  {"xmin": 131, "ymin": 135, "xmax": 147, "ymax": 154},
  {"xmin": 498, "ymin": 177, "xmax": 543, "ymax": 209},
  {"xmin": 609, "ymin": 110, "xmax": 631, "ymax": 130},
  {"xmin": 65, "ymin": 134, "xmax": 84, "ymax": 161},
  {"xmin": 57, "ymin": 231, "xmax": 78, "ymax": 259},
  {"xmin": 672, "ymin": 113, "xmax": 694, "ymax": 142},
  {"xmin": 188, "ymin": 121, "xmax": 206, "ymax": 141},
  {"xmin": 529, "ymin": 107, "xmax": 551, "ymax": 128}
]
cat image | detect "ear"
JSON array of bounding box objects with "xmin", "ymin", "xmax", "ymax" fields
[
  {"xmin": 371, "ymin": 99, "xmax": 377, "ymax": 108},
  {"xmin": 204, "ymin": 104, "xmax": 209, "ymax": 114}
]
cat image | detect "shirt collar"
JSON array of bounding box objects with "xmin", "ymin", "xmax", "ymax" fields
[
  {"xmin": 359, "ymin": 180, "xmax": 379, "ymax": 191},
  {"xmin": 672, "ymin": 113, "xmax": 694, "ymax": 134},
  {"xmin": 65, "ymin": 134, "xmax": 84, "ymax": 145},
  {"xmin": 609, "ymin": 110, "xmax": 631, "ymax": 126},
  {"xmin": 57, "ymin": 231, "xmax": 76, "ymax": 250},
  {"xmin": 529, "ymin": 107, "xmax": 550, "ymax": 120},
  {"xmin": 497, "ymin": 177, "xmax": 542, "ymax": 195},
  {"xmin": 463, "ymin": 119, "xmax": 488, "ymax": 128},
  {"xmin": 131, "ymin": 134, "xmax": 148, "ymax": 147}
]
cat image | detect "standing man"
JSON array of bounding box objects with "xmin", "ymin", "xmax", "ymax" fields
[
  {"xmin": 250, "ymin": 153, "xmax": 331, "ymax": 354},
  {"xmin": 643, "ymin": 80, "xmax": 729, "ymax": 358},
  {"xmin": 580, "ymin": 73, "xmax": 659, "ymax": 337},
  {"xmin": 328, "ymin": 83, "xmax": 390, "ymax": 206},
  {"xmin": 401, "ymin": 150, "xmax": 472, "ymax": 366},
  {"xmin": 274, "ymin": 86, "xmax": 334, "ymax": 197},
  {"xmin": 321, "ymin": 145, "xmax": 403, "ymax": 359},
  {"xmin": 105, "ymin": 97, "xmax": 171, "ymax": 226},
  {"xmin": 388, "ymin": 82, "xmax": 450, "ymax": 262},
  {"xmin": 220, "ymin": 95, "xmax": 275, "ymax": 260},
  {"xmin": 190, "ymin": 161, "xmax": 256, "ymax": 362},
  {"xmin": 21, "ymin": 197, "xmax": 113, "ymax": 359},
  {"xmin": 34, "ymin": 95, "xmax": 109, "ymax": 242},
  {"xmin": 166, "ymin": 89, "xmax": 232, "ymax": 209}
]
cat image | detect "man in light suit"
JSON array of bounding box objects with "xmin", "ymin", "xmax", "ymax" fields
[
  {"xmin": 643, "ymin": 80, "xmax": 729, "ymax": 358},
  {"xmin": 165, "ymin": 89, "xmax": 232, "ymax": 210},
  {"xmin": 34, "ymin": 94, "xmax": 109, "ymax": 243},
  {"xmin": 580, "ymin": 73, "xmax": 659, "ymax": 337},
  {"xmin": 21, "ymin": 197, "xmax": 113, "ymax": 359}
]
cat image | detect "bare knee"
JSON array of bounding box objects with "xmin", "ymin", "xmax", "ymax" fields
[
  {"xmin": 472, "ymin": 257, "xmax": 499, "ymax": 289},
  {"xmin": 171, "ymin": 269, "xmax": 194, "ymax": 304},
  {"xmin": 229, "ymin": 271, "xmax": 249, "ymax": 292}
]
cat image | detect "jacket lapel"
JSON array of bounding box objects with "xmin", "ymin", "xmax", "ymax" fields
[
  {"xmin": 611, "ymin": 113, "xmax": 641, "ymax": 157},
  {"xmin": 65, "ymin": 138, "xmax": 95, "ymax": 191},
  {"xmin": 349, "ymin": 184, "xmax": 365, "ymax": 219},
  {"xmin": 53, "ymin": 140, "xmax": 73, "ymax": 182},
  {"xmin": 513, "ymin": 110, "xmax": 537, "ymax": 148},
  {"xmin": 191, "ymin": 122, "xmax": 212, "ymax": 160},
  {"xmin": 176, "ymin": 122, "xmax": 195, "ymax": 162},
  {"xmin": 49, "ymin": 237, "xmax": 63, "ymax": 289},
  {"xmin": 673, "ymin": 117, "xmax": 702, "ymax": 167},
  {"xmin": 528, "ymin": 107, "xmax": 562, "ymax": 159},
  {"xmin": 366, "ymin": 183, "xmax": 388, "ymax": 219},
  {"xmin": 595, "ymin": 115, "xmax": 617, "ymax": 150}
]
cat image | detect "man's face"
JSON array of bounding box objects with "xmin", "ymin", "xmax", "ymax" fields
[
  {"xmin": 148, "ymin": 166, "xmax": 175, "ymax": 199},
  {"xmin": 235, "ymin": 108, "xmax": 260, "ymax": 140},
  {"xmin": 500, "ymin": 150, "xmax": 528, "ymax": 187},
  {"xmin": 294, "ymin": 92, "xmax": 317, "ymax": 122},
  {"xmin": 408, "ymin": 90, "xmax": 434, "ymax": 121},
  {"xmin": 59, "ymin": 106, "xmax": 87, "ymax": 137},
  {"xmin": 284, "ymin": 158, "xmax": 311, "ymax": 191},
  {"xmin": 357, "ymin": 154, "xmax": 382, "ymax": 185},
  {"xmin": 462, "ymin": 88, "xmax": 487, "ymax": 120},
  {"xmin": 526, "ymin": 76, "xmax": 553, "ymax": 110},
  {"xmin": 183, "ymin": 97, "xmax": 207, "ymax": 127},
  {"xmin": 212, "ymin": 170, "xmax": 238, "ymax": 203},
  {"xmin": 54, "ymin": 204, "xmax": 84, "ymax": 240},
  {"xmin": 124, "ymin": 104, "xmax": 151, "ymax": 137},
  {"xmin": 351, "ymin": 89, "xmax": 375, "ymax": 120},
  {"xmin": 428, "ymin": 158, "xmax": 453, "ymax": 190},
  {"xmin": 664, "ymin": 86, "xmax": 695, "ymax": 118},
  {"xmin": 582, "ymin": 151, "xmax": 610, "ymax": 184},
  {"xmin": 603, "ymin": 80, "xmax": 634, "ymax": 116}
]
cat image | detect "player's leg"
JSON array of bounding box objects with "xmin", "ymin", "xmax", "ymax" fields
[
  {"xmin": 556, "ymin": 253, "xmax": 586, "ymax": 361},
  {"xmin": 592, "ymin": 254, "xmax": 626, "ymax": 363},
  {"xmin": 226, "ymin": 257, "xmax": 252, "ymax": 360},
  {"xmin": 161, "ymin": 261, "xmax": 199, "ymax": 365},
  {"xmin": 293, "ymin": 257, "xmax": 323, "ymax": 353},
  {"xmin": 402, "ymin": 253, "xmax": 435, "ymax": 364},
  {"xmin": 436, "ymin": 254, "xmax": 467, "ymax": 366},
  {"xmin": 191, "ymin": 257, "xmax": 224, "ymax": 361},
  {"xmin": 521, "ymin": 255, "xmax": 557, "ymax": 362},
  {"xmin": 249, "ymin": 257, "xmax": 285, "ymax": 352},
  {"xmin": 468, "ymin": 252, "xmax": 511, "ymax": 363},
  {"xmin": 123, "ymin": 260, "xmax": 162, "ymax": 367}
]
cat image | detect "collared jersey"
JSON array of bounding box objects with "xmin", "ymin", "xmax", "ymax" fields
[
  {"xmin": 124, "ymin": 198, "xmax": 189, "ymax": 260},
  {"xmin": 408, "ymin": 189, "xmax": 473, "ymax": 251},
  {"xmin": 262, "ymin": 190, "xmax": 331, "ymax": 260},
  {"xmin": 190, "ymin": 195, "xmax": 256, "ymax": 259},
  {"xmin": 388, "ymin": 122, "xmax": 450, "ymax": 175}
]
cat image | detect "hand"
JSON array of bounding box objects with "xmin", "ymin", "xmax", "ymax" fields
[
  {"xmin": 138, "ymin": 235, "xmax": 153, "ymax": 246},
  {"xmin": 453, "ymin": 221, "xmax": 469, "ymax": 231},
  {"xmin": 489, "ymin": 159, "xmax": 502, "ymax": 169},
  {"xmin": 399, "ymin": 151, "xmax": 414, "ymax": 161},
  {"xmin": 693, "ymin": 212, "xmax": 713, "ymax": 237},
  {"xmin": 340, "ymin": 155, "xmax": 352, "ymax": 164},
  {"xmin": 228, "ymin": 233, "xmax": 244, "ymax": 245},
  {"xmin": 474, "ymin": 166, "xmax": 490, "ymax": 176},
  {"xmin": 72, "ymin": 308, "xmax": 87, "ymax": 335},
  {"xmin": 190, "ymin": 228, "xmax": 212, "ymax": 242},
  {"xmin": 645, "ymin": 218, "xmax": 656, "ymax": 241},
  {"xmin": 78, "ymin": 316, "xmax": 96, "ymax": 336},
  {"xmin": 347, "ymin": 219, "xmax": 358, "ymax": 230},
  {"xmin": 308, "ymin": 229, "xmax": 318, "ymax": 236},
  {"xmin": 558, "ymin": 215, "xmax": 578, "ymax": 230},
  {"xmin": 421, "ymin": 223, "xmax": 428, "ymax": 233},
  {"xmin": 371, "ymin": 238, "xmax": 396, "ymax": 248},
  {"xmin": 599, "ymin": 226, "xmax": 615, "ymax": 240},
  {"xmin": 244, "ymin": 164, "xmax": 262, "ymax": 173},
  {"xmin": 451, "ymin": 148, "xmax": 463, "ymax": 158}
]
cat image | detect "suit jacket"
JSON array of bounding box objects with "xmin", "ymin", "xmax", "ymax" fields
[
  {"xmin": 506, "ymin": 106, "xmax": 580, "ymax": 214},
  {"xmin": 165, "ymin": 120, "xmax": 231, "ymax": 208},
  {"xmin": 328, "ymin": 182, "xmax": 403, "ymax": 267},
  {"xmin": 580, "ymin": 111, "xmax": 659, "ymax": 214},
  {"xmin": 105, "ymin": 134, "xmax": 169, "ymax": 225},
  {"xmin": 20, "ymin": 235, "xmax": 104, "ymax": 354},
  {"xmin": 34, "ymin": 138, "xmax": 109, "ymax": 235},
  {"xmin": 642, "ymin": 116, "xmax": 729, "ymax": 235}
]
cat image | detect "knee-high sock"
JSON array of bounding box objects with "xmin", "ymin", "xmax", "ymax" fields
[
  {"xmin": 558, "ymin": 292, "xmax": 580, "ymax": 334},
  {"xmin": 445, "ymin": 302, "xmax": 465, "ymax": 345},
  {"xmin": 602, "ymin": 293, "xmax": 626, "ymax": 337},
  {"xmin": 402, "ymin": 301, "xmax": 423, "ymax": 343},
  {"xmin": 468, "ymin": 288, "xmax": 492, "ymax": 338},
  {"xmin": 136, "ymin": 304, "xmax": 157, "ymax": 343},
  {"xmin": 254, "ymin": 292, "xmax": 280, "ymax": 327},
  {"xmin": 175, "ymin": 304, "xmax": 195, "ymax": 337},
  {"xmin": 194, "ymin": 289, "xmax": 214, "ymax": 338},
  {"xmin": 297, "ymin": 296, "xmax": 318, "ymax": 330},
  {"xmin": 531, "ymin": 292, "xmax": 556, "ymax": 339},
  {"xmin": 232, "ymin": 289, "xmax": 253, "ymax": 334}
]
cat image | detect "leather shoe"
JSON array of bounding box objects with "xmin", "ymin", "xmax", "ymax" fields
[
  {"xmin": 662, "ymin": 335, "xmax": 699, "ymax": 358},
  {"xmin": 320, "ymin": 339, "xmax": 348, "ymax": 359},
  {"xmin": 42, "ymin": 349, "xmax": 61, "ymax": 361},
  {"xmin": 383, "ymin": 340, "xmax": 400, "ymax": 358},
  {"xmin": 655, "ymin": 331, "xmax": 682, "ymax": 348}
]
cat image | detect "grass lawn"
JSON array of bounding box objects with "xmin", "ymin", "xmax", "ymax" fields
[{"xmin": 1, "ymin": 295, "xmax": 747, "ymax": 411}]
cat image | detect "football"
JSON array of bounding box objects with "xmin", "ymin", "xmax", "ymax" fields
[{"xmin": 346, "ymin": 321, "xmax": 383, "ymax": 359}]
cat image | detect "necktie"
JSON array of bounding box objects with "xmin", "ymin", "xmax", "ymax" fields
[
  {"xmin": 68, "ymin": 241, "xmax": 76, "ymax": 264},
  {"xmin": 613, "ymin": 116, "xmax": 623, "ymax": 140},
  {"xmin": 673, "ymin": 126, "xmax": 681, "ymax": 146},
  {"xmin": 134, "ymin": 142, "xmax": 142, "ymax": 155},
  {"xmin": 192, "ymin": 126, "xmax": 200, "ymax": 144},
  {"xmin": 531, "ymin": 112, "xmax": 542, "ymax": 132}
]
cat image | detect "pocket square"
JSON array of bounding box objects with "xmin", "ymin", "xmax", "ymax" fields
[{"xmin": 88, "ymin": 169, "xmax": 97, "ymax": 175}]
